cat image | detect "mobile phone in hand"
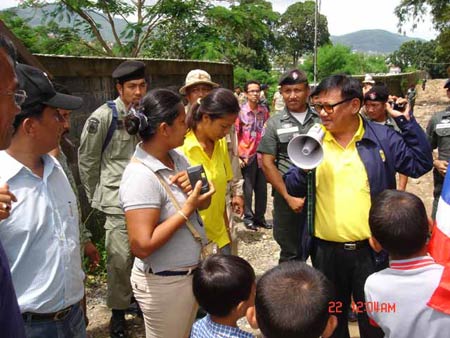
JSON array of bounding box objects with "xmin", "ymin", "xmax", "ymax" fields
[{"xmin": 186, "ymin": 165, "xmax": 210, "ymax": 194}]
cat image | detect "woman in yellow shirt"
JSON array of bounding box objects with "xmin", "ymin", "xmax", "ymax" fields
[{"xmin": 180, "ymin": 88, "xmax": 240, "ymax": 254}]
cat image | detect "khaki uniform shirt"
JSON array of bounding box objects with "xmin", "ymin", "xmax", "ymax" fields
[
  {"xmin": 257, "ymin": 107, "xmax": 320, "ymax": 175},
  {"xmin": 78, "ymin": 97, "xmax": 139, "ymax": 214},
  {"xmin": 427, "ymin": 107, "xmax": 450, "ymax": 161}
]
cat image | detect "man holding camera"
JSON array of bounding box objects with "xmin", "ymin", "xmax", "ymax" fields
[{"xmin": 363, "ymin": 85, "xmax": 408, "ymax": 190}]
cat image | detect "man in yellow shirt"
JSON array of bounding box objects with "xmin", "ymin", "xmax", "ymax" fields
[{"xmin": 284, "ymin": 75, "xmax": 433, "ymax": 338}]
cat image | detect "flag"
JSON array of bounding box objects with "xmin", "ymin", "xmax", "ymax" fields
[
  {"xmin": 428, "ymin": 171, "xmax": 450, "ymax": 314},
  {"xmin": 429, "ymin": 171, "xmax": 450, "ymax": 264}
]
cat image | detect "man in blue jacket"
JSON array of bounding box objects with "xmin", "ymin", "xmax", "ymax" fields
[{"xmin": 284, "ymin": 75, "xmax": 432, "ymax": 338}]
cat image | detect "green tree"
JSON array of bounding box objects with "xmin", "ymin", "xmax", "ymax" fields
[
  {"xmin": 302, "ymin": 44, "xmax": 388, "ymax": 82},
  {"xmin": 21, "ymin": 0, "xmax": 207, "ymax": 57},
  {"xmin": 0, "ymin": 9, "xmax": 94, "ymax": 56},
  {"xmin": 278, "ymin": 1, "xmax": 330, "ymax": 67},
  {"xmin": 395, "ymin": 0, "xmax": 450, "ymax": 70},
  {"xmin": 188, "ymin": 1, "xmax": 278, "ymax": 71},
  {"xmin": 388, "ymin": 40, "xmax": 446, "ymax": 77}
]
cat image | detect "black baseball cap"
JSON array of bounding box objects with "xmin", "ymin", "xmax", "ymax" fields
[{"xmin": 17, "ymin": 63, "xmax": 83, "ymax": 111}]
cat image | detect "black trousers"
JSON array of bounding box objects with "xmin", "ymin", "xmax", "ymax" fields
[
  {"xmin": 241, "ymin": 156, "xmax": 267, "ymax": 224},
  {"xmin": 311, "ymin": 239, "xmax": 384, "ymax": 338}
]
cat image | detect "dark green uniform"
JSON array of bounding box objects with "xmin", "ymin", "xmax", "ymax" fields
[
  {"xmin": 79, "ymin": 97, "xmax": 139, "ymax": 309},
  {"xmin": 257, "ymin": 107, "xmax": 319, "ymax": 262},
  {"xmin": 426, "ymin": 107, "xmax": 450, "ymax": 219}
]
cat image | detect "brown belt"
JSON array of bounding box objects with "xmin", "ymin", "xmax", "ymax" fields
[{"xmin": 22, "ymin": 305, "xmax": 74, "ymax": 321}]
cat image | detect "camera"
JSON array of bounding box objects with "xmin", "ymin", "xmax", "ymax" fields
[
  {"xmin": 390, "ymin": 100, "xmax": 406, "ymax": 112},
  {"xmin": 186, "ymin": 165, "xmax": 210, "ymax": 194}
]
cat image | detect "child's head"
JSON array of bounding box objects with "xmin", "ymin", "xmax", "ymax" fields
[
  {"xmin": 254, "ymin": 262, "xmax": 336, "ymax": 338},
  {"xmin": 193, "ymin": 254, "xmax": 256, "ymax": 318},
  {"xmin": 369, "ymin": 189, "xmax": 430, "ymax": 259}
]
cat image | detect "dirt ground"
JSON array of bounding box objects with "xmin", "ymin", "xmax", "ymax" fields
[{"xmin": 85, "ymin": 79, "xmax": 449, "ymax": 338}]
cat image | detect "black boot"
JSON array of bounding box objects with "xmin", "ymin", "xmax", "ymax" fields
[{"xmin": 109, "ymin": 309, "xmax": 127, "ymax": 338}]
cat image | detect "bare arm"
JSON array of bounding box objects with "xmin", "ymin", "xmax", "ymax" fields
[
  {"xmin": 126, "ymin": 181, "xmax": 214, "ymax": 258},
  {"xmin": 261, "ymin": 154, "xmax": 304, "ymax": 213},
  {"xmin": 397, "ymin": 173, "xmax": 408, "ymax": 191}
]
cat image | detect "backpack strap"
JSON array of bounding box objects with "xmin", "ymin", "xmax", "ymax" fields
[{"xmin": 102, "ymin": 100, "xmax": 119, "ymax": 154}]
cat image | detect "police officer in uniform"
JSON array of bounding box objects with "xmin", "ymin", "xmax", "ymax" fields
[
  {"xmin": 257, "ymin": 69, "xmax": 320, "ymax": 263},
  {"xmin": 426, "ymin": 79, "xmax": 450, "ymax": 219},
  {"xmin": 78, "ymin": 60, "xmax": 147, "ymax": 338},
  {"xmin": 363, "ymin": 85, "xmax": 409, "ymax": 191}
]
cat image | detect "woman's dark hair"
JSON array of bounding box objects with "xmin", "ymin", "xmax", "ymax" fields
[
  {"xmin": 125, "ymin": 88, "xmax": 182, "ymax": 141},
  {"xmin": 186, "ymin": 88, "xmax": 240, "ymax": 130}
]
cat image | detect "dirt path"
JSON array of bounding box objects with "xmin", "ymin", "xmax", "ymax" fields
[{"xmin": 85, "ymin": 79, "xmax": 449, "ymax": 338}]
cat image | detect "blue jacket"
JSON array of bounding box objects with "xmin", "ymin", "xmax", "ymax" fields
[
  {"xmin": 284, "ymin": 115, "xmax": 432, "ymax": 263},
  {"xmin": 284, "ymin": 115, "xmax": 433, "ymax": 201}
]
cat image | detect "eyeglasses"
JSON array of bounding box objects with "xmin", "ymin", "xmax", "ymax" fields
[
  {"xmin": 312, "ymin": 97, "xmax": 354, "ymax": 114},
  {"xmin": 0, "ymin": 90, "xmax": 27, "ymax": 106}
]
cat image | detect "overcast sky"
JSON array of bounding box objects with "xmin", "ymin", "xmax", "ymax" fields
[{"xmin": 0, "ymin": 0, "xmax": 439, "ymax": 40}]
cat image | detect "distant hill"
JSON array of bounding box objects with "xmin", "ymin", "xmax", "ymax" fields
[
  {"xmin": 3, "ymin": 5, "xmax": 423, "ymax": 55},
  {"xmin": 331, "ymin": 29, "xmax": 424, "ymax": 54},
  {"xmin": 3, "ymin": 3, "xmax": 127, "ymax": 42}
]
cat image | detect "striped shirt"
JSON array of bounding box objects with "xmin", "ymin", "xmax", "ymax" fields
[{"xmin": 190, "ymin": 315, "xmax": 253, "ymax": 338}]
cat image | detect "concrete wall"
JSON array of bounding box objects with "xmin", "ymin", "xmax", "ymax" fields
[
  {"xmin": 36, "ymin": 54, "xmax": 234, "ymax": 143},
  {"xmin": 35, "ymin": 55, "xmax": 233, "ymax": 229},
  {"xmin": 354, "ymin": 71, "xmax": 425, "ymax": 96}
]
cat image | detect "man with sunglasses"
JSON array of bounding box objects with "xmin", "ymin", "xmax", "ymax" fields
[
  {"xmin": 0, "ymin": 63, "xmax": 86, "ymax": 337},
  {"xmin": 284, "ymin": 74, "xmax": 432, "ymax": 338},
  {"xmin": 258, "ymin": 69, "xmax": 320, "ymax": 262},
  {"xmin": 0, "ymin": 34, "xmax": 26, "ymax": 338},
  {"xmin": 78, "ymin": 60, "xmax": 147, "ymax": 338}
]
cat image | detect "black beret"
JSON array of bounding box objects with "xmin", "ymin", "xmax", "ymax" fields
[
  {"xmin": 364, "ymin": 85, "xmax": 389, "ymax": 102},
  {"xmin": 112, "ymin": 60, "xmax": 146, "ymax": 82},
  {"xmin": 279, "ymin": 69, "xmax": 308, "ymax": 86}
]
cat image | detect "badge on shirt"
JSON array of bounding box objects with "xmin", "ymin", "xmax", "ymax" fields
[
  {"xmin": 379, "ymin": 149, "xmax": 386, "ymax": 162},
  {"xmin": 87, "ymin": 117, "xmax": 100, "ymax": 134}
]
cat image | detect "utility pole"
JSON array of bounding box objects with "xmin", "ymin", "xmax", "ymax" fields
[{"xmin": 313, "ymin": 0, "xmax": 320, "ymax": 85}]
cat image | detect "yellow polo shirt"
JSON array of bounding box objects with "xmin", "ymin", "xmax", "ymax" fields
[
  {"xmin": 180, "ymin": 130, "xmax": 233, "ymax": 248},
  {"xmin": 315, "ymin": 117, "xmax": 371, "ymax": 242}
]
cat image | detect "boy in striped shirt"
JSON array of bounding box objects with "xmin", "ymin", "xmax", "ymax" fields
[{"xmin": 365, "ymin": 190, "xmax": 450, "ymax": 338}]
